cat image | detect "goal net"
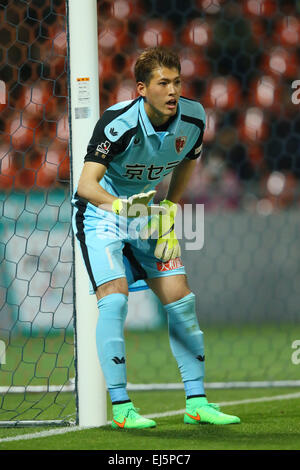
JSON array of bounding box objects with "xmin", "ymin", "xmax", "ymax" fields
[{"xmin": 1, "ymin": 0, "xmax": 300, "ymax": 427}]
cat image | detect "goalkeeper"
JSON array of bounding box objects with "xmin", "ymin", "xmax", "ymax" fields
[{"xmin": 72, "ymin": 46, "xmax": 240, "ymax": 429}]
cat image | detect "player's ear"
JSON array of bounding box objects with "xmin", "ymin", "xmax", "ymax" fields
[{"xmin": 136, "ymin": 81, "xmax": 146, "ymax": 97}]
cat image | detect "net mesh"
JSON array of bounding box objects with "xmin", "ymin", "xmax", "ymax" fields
[
  {"xmin": 1, "ymin": 0, "xmax": 300, "ymax": 425},
  {"xmin": 0, "ymin": 0, "xmax": 74, "ymax": 425}
]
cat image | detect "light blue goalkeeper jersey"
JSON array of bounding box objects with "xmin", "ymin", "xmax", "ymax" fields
[
  {"xmin": 83, "ymin": 96, "xmax": 206, "ymax": 198},
  {"xmin": 72, "ymin": 96, "xmax": 206, "ymax": 293}
]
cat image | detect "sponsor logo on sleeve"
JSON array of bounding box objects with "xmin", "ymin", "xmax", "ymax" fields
[
  {"xmin": 194, "ymin": 144, "xmax": 202, "ymax": 156},
  {"xmin": 96, "ymin": 141, "xmax": 111, "ymax": 155}
]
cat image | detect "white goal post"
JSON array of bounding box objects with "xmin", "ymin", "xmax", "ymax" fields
[{"xmin": 66, "ymin": 0, "xmax": 107, "ymax": 427}]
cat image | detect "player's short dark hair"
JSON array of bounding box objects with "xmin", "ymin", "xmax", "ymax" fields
[{"xmin": 134, "ymin": 46, "xmax": 181, "ymax": 85}]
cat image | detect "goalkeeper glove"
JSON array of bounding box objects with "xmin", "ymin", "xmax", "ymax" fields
[
  {"xmin": 111, "ymin": 190, "xmax": 165, "ymax": 218},
  {"xmin": 139, "ymin": 199, "xmax": 181, "ymax": 262}
]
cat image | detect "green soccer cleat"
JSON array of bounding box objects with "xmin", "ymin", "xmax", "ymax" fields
[
  {"xmin": 111, "ymin": 402, "xmax": 156, "ymax": 430},
  {"xmin": 184, "ymin": 397, "xmax": 241, "ymax": 425}
]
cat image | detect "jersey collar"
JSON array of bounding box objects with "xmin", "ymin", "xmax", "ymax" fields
[{"xmin": 139, "ymin": 97, "xmax": 181, "ymax": 136}]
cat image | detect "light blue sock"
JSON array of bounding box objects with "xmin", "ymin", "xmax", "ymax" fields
[
  {"xmin": 108, "ymin": 387, "xmax": 130, "ymax": 404},
  {"xmin": 164, "ymin": 293, "xmax": 205, "ymax": 398},
  {"xmin": 183, "ymin": 380, "xmax": 205, "ymax": 398},
  {"xmin": 96, "ymin": 293, "xmax": 130, "ymax": 403}
]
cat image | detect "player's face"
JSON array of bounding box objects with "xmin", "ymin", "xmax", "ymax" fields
[{"xmin": 137, "ymin": 67, "xmax": 182, "ymax": 126}]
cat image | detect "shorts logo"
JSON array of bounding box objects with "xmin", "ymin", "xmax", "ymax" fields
[
  {"xmin": 175, "ymin": 136, "xmax": 187, "ymax": 153},
  {"xmin": 96, "ymin": 141, "xmax": 111, "ymax": 155},
  {"xmin": 156, "ymin": 257, "xmax": 183, "ymax": 272}
]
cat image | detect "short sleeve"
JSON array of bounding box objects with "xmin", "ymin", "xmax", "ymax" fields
[
  {"xmin": 84, "ymin": 99, "xmax": 140, "ymax": 167},
  {"xmin": 183, "ymin": 109, "xmax": 206, "ymax": 161},
  {"xmin": 84, "ymin": 113, "xmax": 125, "ymax": 167}
]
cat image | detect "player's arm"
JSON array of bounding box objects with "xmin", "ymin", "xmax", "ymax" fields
[
  {"xmin": 166, "ymin": 157, "xmax": 198, "ymax": 203},
  {"xmin": 77, "ymin": 161, "xmax": 117, "ymax": 211},
  {"xmin": 77, "ymin": 105, "xmax": 164, "ymax": 217},
  {"xmin": 77, "ymin": 161, "xmax": 162, "ymax": 217}
]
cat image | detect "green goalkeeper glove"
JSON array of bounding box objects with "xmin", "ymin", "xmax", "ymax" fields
[
  {"xmin": 139, "ymin": 199, "xmax": 181, "ymax": 262},
  {"xmin": 112, "ymin": 190, "xmax": 166, "ymax": 218}
]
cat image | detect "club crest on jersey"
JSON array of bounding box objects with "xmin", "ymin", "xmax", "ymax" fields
[
  {"xmin": 175, "ymin": 136, "xmax": 187, "ymax": 153},
  {"xmin": 96, "ymin": 141, "xmax": 111, "ymax": 155}
]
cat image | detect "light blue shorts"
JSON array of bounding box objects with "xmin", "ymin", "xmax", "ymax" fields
[{"xmin": 72, "ymin": 193, "xmax": 186, "ymax": 294}]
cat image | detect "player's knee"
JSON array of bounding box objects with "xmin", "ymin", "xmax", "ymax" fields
[
  {"xmin": 165, "ymin": 292, "xmax": 201, "ymax": 329},
  {"xmin": 168, "ymin": 288, "xmax": 192, "ymax": 305},
  {"xmin": 165, "ymin": 290, "xmax": 195, "ymax": 309},
  {"xmin": 148, "ymin": 274, "xmax": 191, "ymax": 305},
  {"xmin": 96, "ymin": 277, "xmax": 129, "ymax": 300},
  {"xmin": 97, "ymin": 292, "xmax": 128, "ymax": 320}
]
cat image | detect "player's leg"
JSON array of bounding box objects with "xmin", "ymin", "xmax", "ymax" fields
[
  {"xmin": 127, "ymin": 239, "xmax": 205, "ymax": 398},
  {"xmin": 95, "ymin": 277, "xmax": 129, "ymax": 404},
  {"xmin": 147, "ymin": 274, "xmax": 240, "ymax": 425},
  {"xmin": 147, "ymin": 274, "xmax": 206, "ymax": 398},
  {"xmin": 72, "ymin": 201, "xmax": 155, "ymax": 428},
  {"xmin": 95, "ymin": 277, "xmax": 156, "ymax": 429},
  {"xmin": 96, "ymin": 277, "xmax": 128, "ymax": 299},
  {"xmin": 146, "ymin": 273, "xmax": 191, "ymax": 304}
]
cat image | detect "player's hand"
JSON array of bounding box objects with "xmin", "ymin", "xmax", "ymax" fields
[
  {"xmin": 111, "ymin": 190, "xmax": 166, "ymax": 218},
  {"xmin": 139, "ymin": 199, "xmax": 181, "ymax": 262}
]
